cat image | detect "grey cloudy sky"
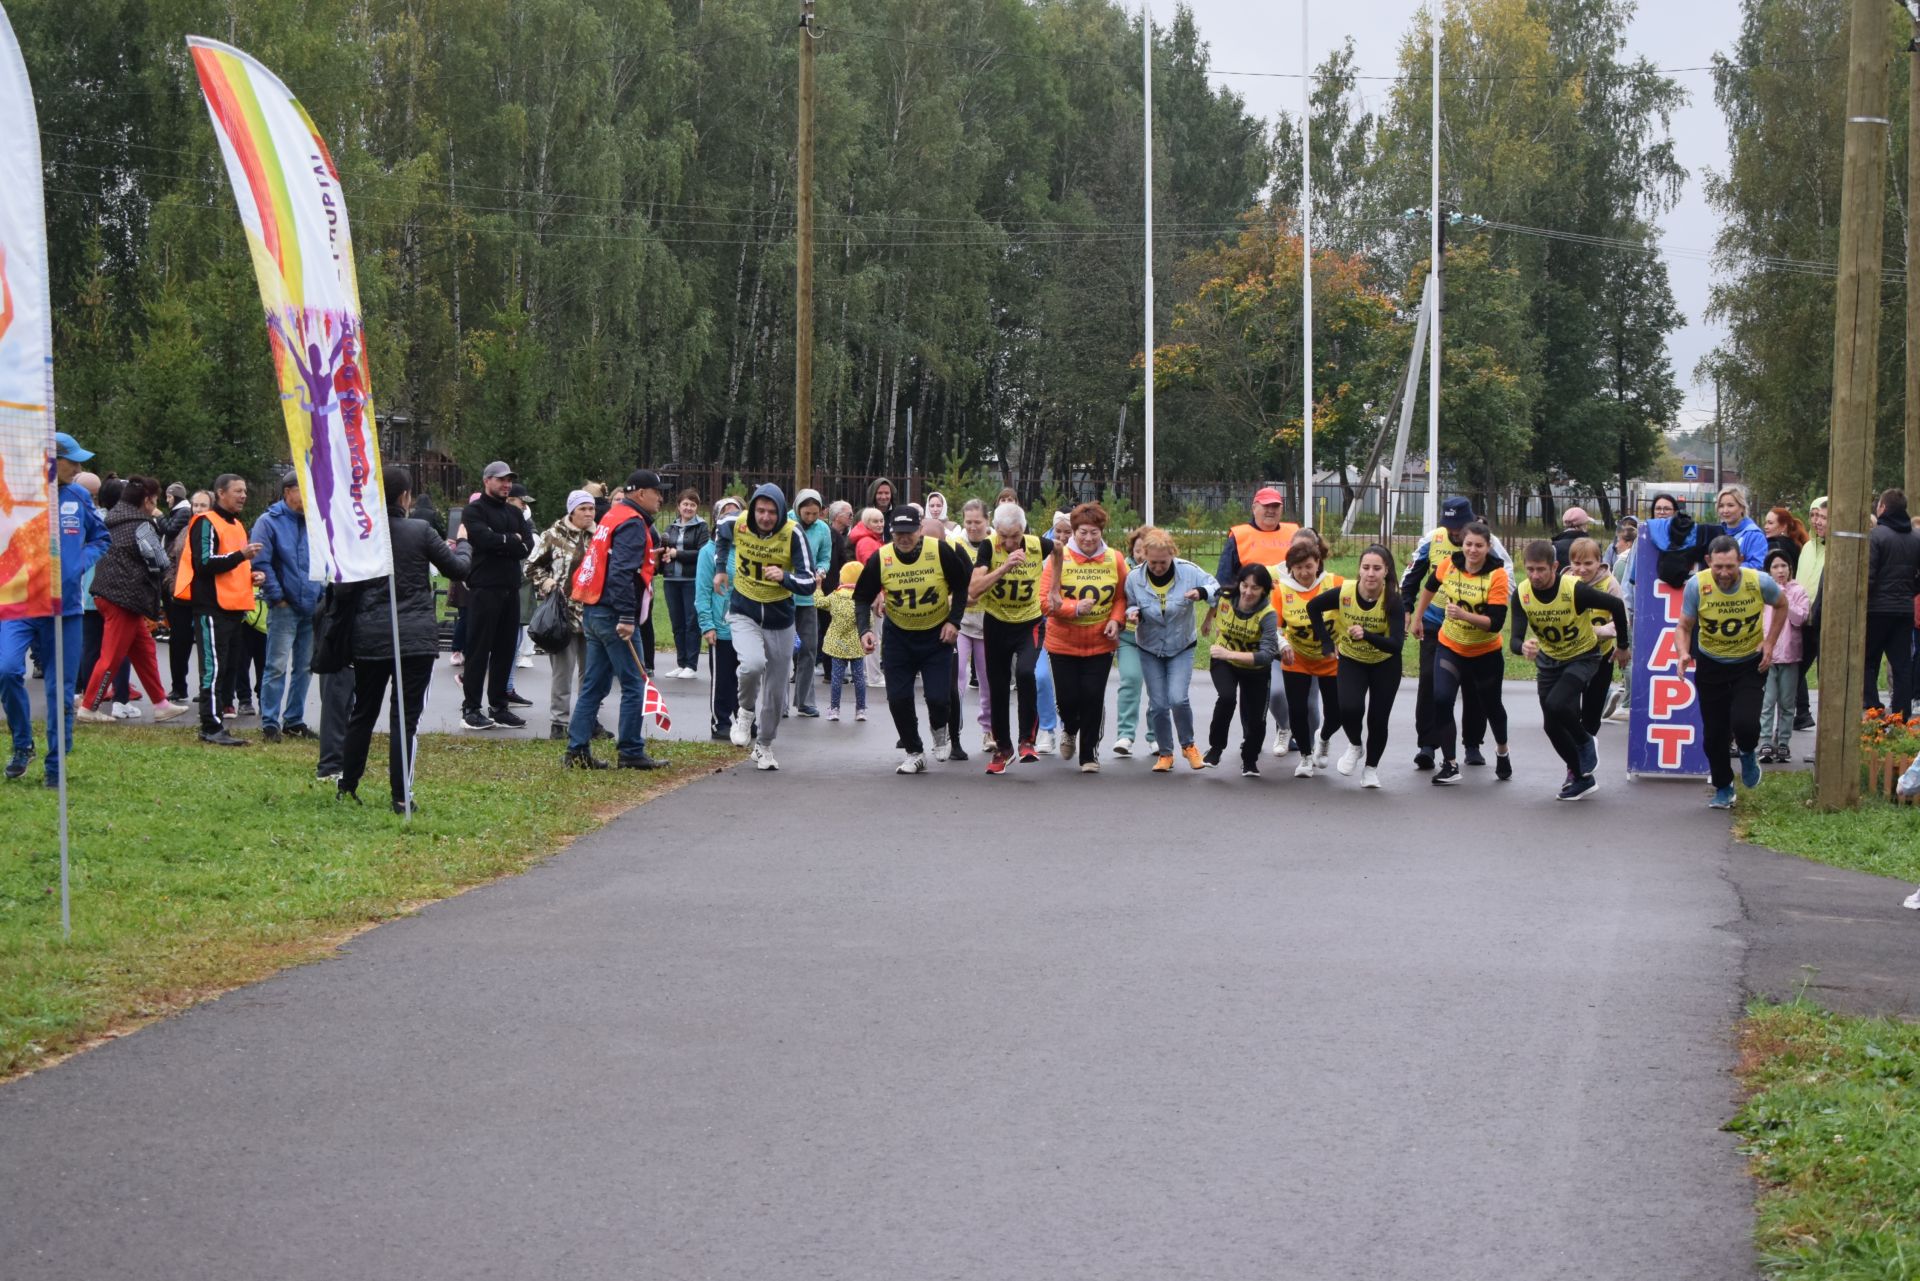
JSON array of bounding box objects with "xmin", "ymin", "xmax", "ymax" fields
[{"xmin": 1173, "ymin": 0, "xmax": 1736, "ymax": 433}]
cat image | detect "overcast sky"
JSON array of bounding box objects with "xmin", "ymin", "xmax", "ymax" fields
[{"xmin": 1173, "ymin": 0, "xmax": 1734, "ymax": 434}]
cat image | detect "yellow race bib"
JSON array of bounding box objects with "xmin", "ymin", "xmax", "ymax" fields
[
  {"xmin": 981, "ymin": 534, "xmax": 1044, "ymax": 624},
  {"xmin": 1518, "ymin": 573, "xmax": 1599, "ymax": 662},
  {"xmin": 1693, "ymin": 567, "xmax": 1765, "ymax": 660},
  {"xmin": 1056, "ymin": 549, "xmax": 1121, "ymax": 626},
  {"xmin": 731, "ymin": 518, "xmax": 797, "ymax": 605},
  {"xmin": 1335, "ymin": 582, "xmax": 1392, "ymax": 664},
  {"xmin": 879, "ymin": 542, "xmax": 950, "ymax": 631}
]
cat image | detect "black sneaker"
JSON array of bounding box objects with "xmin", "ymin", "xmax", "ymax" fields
[
  {"xmin": 948, "ymin": 744, "xmax": 970, "ymax": 763},
  {"xmin": 504, "ymin": 691, "xmax": 534, "ymax": 708},
  {"xmin": 6, "ymin": 747, "xmax": 34, "ymax": 779},
  {"xmin": 392, "ymin": 799, "xmax": 420, "ymax": 816},
  {"xmin": 1557, "ymin": 774, "xmax": 1598, "ymax": 802},
  {"xmin": 592, "ymin": 725, "xmax": 614, "ymax": 741},
  {"xmin": 261, "ymin": 726, "xmax": 283, "ymax": 744},
  {"xmin": 199, "ymin": 729, "xmax": 249, "ymax": 747},
  {"xmin": 1432, "ymin": 760, "xmax": 1462, "ymax": 786},
  {"xmin": 1203, "ymin": 747, "xmax": 1223, "ymax": 768},
  {"xmin": 549, "ymin": 722, "xmax": 569, "ymax": 741},
  {"xmin": 562, "ymin": 746, "xmax": 609, "ymax": 770},
  {"xmin": 281, "ymin": 723, "xmax": 316, "ymax": 740},
  {"xmin": 1792, "ymin": 714, "xmax": 1815, "ymax": 732},
  {"xmin": 616, "ymin": 753, "xmax": 670, "ymax": 770},
  {"xmin": 1495, "ymin": 752, "xmax": 1513, "ymax": 781},
  {"xmin": 795, "ymin": 705, "xmax": 820, "ymax": 719},
  {"xmin": 462, "ymin": 709, "xmax": 497, "ymax": 731},
  {"xmin": 1241, "ymin": 761, "xmax": 1260, "ymax": 778},
  {"xmin": 491, "ymin": 708, "xmax": 528, "ymax": 729},
  {"xmin": 1464, "ymin": 745, "xmax": 1486, "ymax": 767},
  {"xmin": 1413, "ymin": 748, "xmax": 1434, "ymax": 771}
]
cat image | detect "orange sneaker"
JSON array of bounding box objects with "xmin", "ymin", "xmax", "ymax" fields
[
  {"xmin": 1152, "ymin": 754, "xmax": 1174, "ymax": 772},
  {"xmin": 1182, "ymin": 744, "xmax": 1206, "ymax": 771}
]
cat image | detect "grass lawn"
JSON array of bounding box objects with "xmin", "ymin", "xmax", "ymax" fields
[
  {"xmin": 1, "ymin": 726, "xmax": 739, "ymax": 1080},
  {"xmin": 1730, "ymin": 1000, "xmax": 1920, "ymax": 1280},
  {"xmin": 1734, "ymin": 773, "xmax": 1920, "ymax": 884}
]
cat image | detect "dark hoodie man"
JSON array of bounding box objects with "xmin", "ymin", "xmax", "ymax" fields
[
  {"xmin": 712, "ymin": 483, "xmax": 818, "ymax": 769},
  {"xmin": 1866, "ymin": 488, "xmax": 1920, "ymax": 717},
  {"xmin": 458, "ymin": 461, "xmax": 535, "ymax": 731}
]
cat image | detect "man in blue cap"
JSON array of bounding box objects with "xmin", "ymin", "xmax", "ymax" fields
[
  {"xmin": 1399, "ymin": 496, "xmax": 1512, "ymax": 772},
  {"xmin": 1, "ymin": 432, "xmax": 111, "ymax": 785}
]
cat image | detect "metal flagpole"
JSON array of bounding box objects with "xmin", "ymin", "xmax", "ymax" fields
[
  {"xmin": 386, "ymin": 569, "xmax": 414, "ymax": 820},
  {"xmin": 51, "ymin": 471, "xmax": 69, "ymax": 938},
  {"xmin": 1143, "ymin": 0, "xmax": 1156, "ymax": 527},
  {"xmin": 1426, "ymin": 0, "xmax": 1442, "ymax": 530},
  {"xmin": 1301, "ymin": 0, "xmax": 1314, "ymax": 528}
]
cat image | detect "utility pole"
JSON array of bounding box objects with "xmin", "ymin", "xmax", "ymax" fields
[
  {"xmin": 793, "ymin": 0, "xmax": 816, "ymax": 500},
  {"xmin": 1814, "ymin": 0, "xmax": 1892, "ymax": 811},
  {"xmin": 1142, "ymin": 1, "xmax": 1155, "ymax": 526},
  {"xmin": 1301, "ymin": 0, "xmax": 1313, "ymax": 528},
  {"xmin": 1714, "ymin": 376, "xmax": 1722, "ymax": 487},
  {"xmin": 1908, "ymin": 7, "xmax": 1920, "ymax": 499},
  {"xmin": 1425, "ymin": 1, "xmax": 1441, "ymax": 531}
]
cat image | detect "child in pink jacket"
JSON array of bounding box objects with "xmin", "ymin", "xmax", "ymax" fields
[{"xmin": 1759, "ymin": 547, "xmax": 1813, "ymax": 762}]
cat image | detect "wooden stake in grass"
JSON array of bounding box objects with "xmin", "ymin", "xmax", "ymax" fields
[{"xmin": 1814, "ymin": 0, "xmax": 1892, "ymax": 812}]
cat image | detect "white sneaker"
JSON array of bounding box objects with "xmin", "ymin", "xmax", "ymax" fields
[
  {"xmin": 752, "ymin": 743, "xmax": 780, "ymax": 771},
  {"xmin": 981, "ymin": 733, "xmax": 997, "ymax": 754},
  {"xmin": 1113, "ymin": 737, "xmax": 1133, "ymax": 758},
  {"xmin": 729, "ymin": 718, "xmax": 752, "ymax": 748},
  {"xmin": 1361, "ymin": 766, "xmax": 1382, "ymax": 789},
  {"xmin": 110, "ymin": 702, "xmax": 134, "ymax": 720},
  {"xmin": 1602, "ymin": 687, "xmax": 1624, "ymax": 721},
  {"xmin": 1079, "ymin": 759, "xmax": 1100, "ymax": 774},
  {"xmin": 933, "ymin": 727, "xmax": 951, "ymax": 762},
  {"xmin": 1144, "ymin": 739, "xmax": 1158, "ymax": 756},
  {"xmin": 1293, "ymin": 757, "xmax": 1316, "ymax": 778},
  {"xmin": 1903, "ymin": 887, "xmax": 1920, "ymax": 910},
  {"xmin": 1313, "ymin": 737, "xmax": 1332, "ymax": 769},
  {"xmin": 150, "ymin": 700, "xmax": 187, "ymax": 723},
  {"xmin": 75, "ymin": 704, "xmax": 115, "ymax": 724},
  {"xmin": 1035, "ymin": 729, "xmax": 1056, "ymax": 756},
  {"xmin": 1058, "ymin": 731, "xmax": 1076, "ymax": 760},
  {"xmin": 1270, "ymin": 729, "xmax": 1289, "ymax": 759},
  {"xmin": 897, "ymin": 751, "xmax": 928, "ymax": 775},
  {"xmin": 1337, "ymin": 743, "xmax": 1364, "ymax": 776},
  {"xmin": 516, "ymin": 655, "xmax": 534, "ymax": 669}
]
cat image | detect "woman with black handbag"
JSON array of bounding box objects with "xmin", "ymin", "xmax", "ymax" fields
[
  {"xmin": 337, "ymin": 468, "xmax": 471, "ymax": 814},
  {"xmin": 527, "ymin": 490, "xmax": 600, "ymax": 740}
]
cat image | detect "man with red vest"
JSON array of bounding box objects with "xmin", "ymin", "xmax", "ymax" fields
[
  {"xmin": 176, "ymin": 473, "xmax": 264, "ymax": 746},
  {"xmin": 1214, "ymin": 486, "xmax": 1301, "ymax": 756},
  {"xmin": 564, "ymin": 467, "xmax": 670, "ymax": 771}
]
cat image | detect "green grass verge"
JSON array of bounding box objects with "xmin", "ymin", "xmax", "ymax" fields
[
  {"xmin": 1, "ymin": 726, "xmax": 739, "ymax": 1079},
  {"xmin": 1734, "ymin": 773, "xmax": 1920, "ymax": 884},
  {"xmin": 1731, "ymin": 1000, "xmax": 1920, "ymax": 1280}
]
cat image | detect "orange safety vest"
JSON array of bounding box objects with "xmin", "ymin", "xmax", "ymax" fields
[
  {"xmin": 1231, "ymin": 521, "xmax": 1301, "ymax": 571},
  {"xmin": 570, "ymin": 502, "xmax": 649, "ymax": 605},
  {"xmin": 173, "ymin": 510, "xmax": 255, "ymax": 611}
]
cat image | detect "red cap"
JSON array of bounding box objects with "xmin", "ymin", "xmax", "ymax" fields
[{"xmin": 1253, "ymin": 487, "xmax": 1284, "ymax": 507}]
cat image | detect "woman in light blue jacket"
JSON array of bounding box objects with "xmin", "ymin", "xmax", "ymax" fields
[{"xmin": 1124, "ymin": 527, "xmax": 1220, "ymax": 771}]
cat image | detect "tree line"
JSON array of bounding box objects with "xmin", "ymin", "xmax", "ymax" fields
[{"xmin": 19, "ymin": 0, "xmax": 1691, "ymax": 524}]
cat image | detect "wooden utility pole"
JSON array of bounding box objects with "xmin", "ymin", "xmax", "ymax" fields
[
  {"xmin": 1909, "ymin": 8, "xmax": 1920, "ymax": 498},
  {"xmin": 1814, "ymin": 0, "xmax": 1892, "ymax": 811},
  {"xmin": 793, "ymin": 0, "xmax": 816, "ymax": 499}
]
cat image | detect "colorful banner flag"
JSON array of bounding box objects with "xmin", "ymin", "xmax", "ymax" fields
[
  {"xmin": 0, "ymin": 5, "xmax": 59, "ymax": 620},
  {"xmin": 187, "ymin": 36, "xmax": 390, "ymax": 584},
  {"xmin": 1626, "ymin": 536, "xmax": 1709, "ymax": 778}
]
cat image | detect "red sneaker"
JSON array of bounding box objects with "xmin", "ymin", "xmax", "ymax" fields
[
  {"xmin": 985, "ymin": 753, "xmax": 1008, "ymax": 776},
  {"xmin": 1017, "ymin": 742, "xmax": 1039, "ymax": 764}
]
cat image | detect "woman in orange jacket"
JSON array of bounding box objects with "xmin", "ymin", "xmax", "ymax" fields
[{"xmin": 1039, "ymin": 502, "xmax": 1129, "ymax": 772}]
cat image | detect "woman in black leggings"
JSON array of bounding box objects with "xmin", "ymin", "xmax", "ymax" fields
[
  {"xmin": 1307, "ymin": 544, "xmax": 1404, "ymax": 788},
  {"xmin": 1205, "ymin": 564, "xmax": 1281, "ymax": 777},
  {"xmin": 1414, "ymin": 521, "xmax": 1512, "ymax": 786}
]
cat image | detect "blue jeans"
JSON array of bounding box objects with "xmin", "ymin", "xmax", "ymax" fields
[
  {"xmin": 1036, "ymin": 648, "xmax": 1059, "ymax": 733},
  {"xmin": 1, "ymin": 614, "xmax": 84, "ymax": 775},
  {"xmin": 570, "ymin": 604, "xmax": 648, "ymax": 757},
  {"xmin": 261, "ymin": 606, "xmax": 315, "ymax": 730},
  {"xmin": 1139, "ymin": 647, "xmax": 1197, "ymax": 752}
]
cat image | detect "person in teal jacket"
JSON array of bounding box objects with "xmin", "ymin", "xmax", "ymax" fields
[
  {"xmin": 789, "ymin": 489, "xmax": 832, "ymax": 717},
  {"xmin": 696, "ymin": 501, "xmax": 742, "ymax": 739}
]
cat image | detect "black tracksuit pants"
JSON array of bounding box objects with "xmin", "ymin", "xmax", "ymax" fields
[
  {"xmin": 462, "ymin": 585, "xmax": 520, "ymax": 714},
  {"xmin": 1697, "ymin": 654, "xmax": 1764, "ymax": 790},
  {"xmin": 1336, "ymin": 655, "xmax": 1399, "ymax": 768},
  {"xmin": 1209, "ymin": 662, "xmax": 1270, "ymax": 768},
  {"xmin": 1536, "ymin": 653, "xmax": 1602, "ymax": 775},
  {"xmin": 881, "ymin": 622, "xmax": 953, "ymax": 755}
]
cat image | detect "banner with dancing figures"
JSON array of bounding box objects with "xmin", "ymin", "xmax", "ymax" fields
[
  {"xmin": 188, "ymin": 36, "xmax": 391, "ymax": 584},
  {"xmin": 1627, "ymin": 535, "xmax": 1710, "ymax": 778},
  {"xmin": 0, "ymin": 5, "xmax": 59, "ymax": 620}
]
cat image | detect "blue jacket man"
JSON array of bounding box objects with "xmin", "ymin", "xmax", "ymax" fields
[
  {"xmin": 3, "ymin": 432, "xmax": 111, "ymax": 785},
  {"xmin": 250, "ymin": 472, "xmax": 322, "ymax": 739}
]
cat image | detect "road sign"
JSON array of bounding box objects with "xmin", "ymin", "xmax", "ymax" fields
[{"xmin": 1682, "ymin": 463, "xmax": 1700, "ymax": 480}]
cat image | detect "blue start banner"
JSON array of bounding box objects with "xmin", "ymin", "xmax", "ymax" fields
[{"xmin": 1627, "ymin": 537, "xmax": 1709, "ymax": 778}]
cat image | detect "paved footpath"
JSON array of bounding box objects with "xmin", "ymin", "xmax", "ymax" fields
[{"xmin": 2, "ymin": 674, "xmax": 1757, "ymax": 1279}]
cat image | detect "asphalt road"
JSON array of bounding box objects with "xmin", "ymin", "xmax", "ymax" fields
[{"xmin": 1, "ymin": 670, "xmax": 1757, "ymax": 1279}]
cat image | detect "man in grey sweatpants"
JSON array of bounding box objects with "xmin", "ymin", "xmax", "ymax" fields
[{"xmin": 714, "ymin": 483, "xmax": 817, "ymax": 771}]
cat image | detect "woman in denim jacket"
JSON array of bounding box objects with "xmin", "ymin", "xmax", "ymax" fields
[{"xmin": 1124, "ymin": 527, "xmax": 1220, "ymax": 772}]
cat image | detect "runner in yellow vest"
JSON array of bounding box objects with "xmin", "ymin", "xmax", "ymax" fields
[
  {"xmin": 1512, "ymin": 541, "xmax": 1630, "ymax": 802},
  {"xmin": 1676, "ymin": 536, "xmax": 1786, "ymax": 809},
  {"xmin": 1306, "ymin": 544, "xmax": 1405, "ymax": 788},
  {"xmin": 1413, "ymin": 520, "xmax": 1513, "ymax": 786},
  {"xmin": 968, "ymin": 502, "xmax": 1056, "ymax": 772},
  {"xmin": 852, "ymin": 507, "xmax": 975, "ymax": 774},
  {"xmin": 1402, "ymin": 497, "xmax": 1513, "ymax": 771},
  {"xmin": 714, "ymin": 483, "xmax": 819, "ymax": 770},
  {"xmin": 1214, "ymin": 484, "xmax": 1299, "ymax": 758},
  {"xmin": 1567, "ymin": 536, "xmax": 1627, "ymax": 742},
  {"xmin": 1204, "ymin": 563, "xmax": 1280, "ymax": 777}
]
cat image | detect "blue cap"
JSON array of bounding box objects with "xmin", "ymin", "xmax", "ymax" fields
[
  {"xmin": 53, "ymin": 432, "xmax": 94, "ymax": 463},
  {"xmin": 1440, "ymin": 496, "xmax": 1474, "ymax": 527}
]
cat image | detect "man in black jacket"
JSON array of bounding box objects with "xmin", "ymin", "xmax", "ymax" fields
[
  {"xmin": 459, "ymin": 461, "xmax": 535, "ymax": 730},
  {"xmin": 1866, "ymin": 488, "xmax": 1920, "ymax": 717}
]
